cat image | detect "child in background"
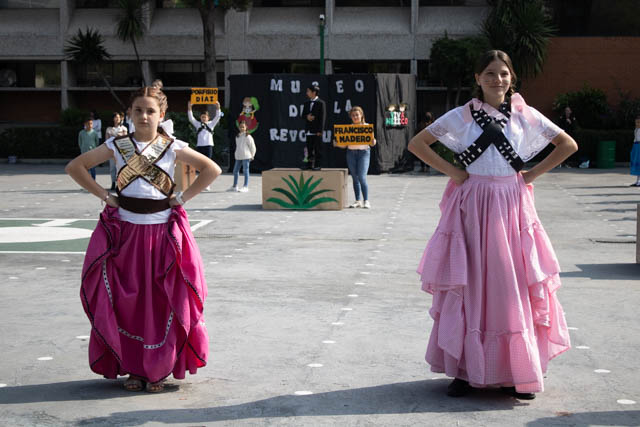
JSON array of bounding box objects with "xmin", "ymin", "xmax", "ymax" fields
[
  {"xmin": 78, "ymin": 117, "xmax": 100, "ymax": 180},
  {"xmin": 230, "ymin": 121, "xmax": 256, "ymax": 192},
  {"xmin": 66, "ymin": 86, "xmax": 221, "ymax": 393},
  {"xmin": 104, "ymin": 111, "xmax": 128, "ymax": 190},
  {"xmin": 188, "ymin": 101, "xmax": 222, "ymax": 191},
  {"xmin": 629, "ymin": 115, "xmax": 640, "ymax": 186},
  {"xmin": 90, "ymin": 110, "xmax": 102, "ymax": 143},
  {"xmin": 409, "ymin": 50, "xmax": 577, "ymax": 400}
]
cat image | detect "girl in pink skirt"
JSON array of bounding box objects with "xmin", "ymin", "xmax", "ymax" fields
[
  {"xmin": 408, "ymin": 50, "xmax": 578, "ymax": 400},
  {"xmin": 66, "ymin": 87, "xmax": 221, "ymax": 392}
]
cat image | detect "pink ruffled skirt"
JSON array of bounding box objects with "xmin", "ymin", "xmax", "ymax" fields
[
  {"xmin": 80, "ymin": 206, "xmax": 208, "ymax": 383},
  {"xmin": 417, "ymin": 174, "xmax": 570, "ymax": 393}
]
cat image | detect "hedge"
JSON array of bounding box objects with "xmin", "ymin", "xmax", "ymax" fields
[
  {"xmin": 572, "ymin": 129, "xmax": 634, "ymax": 163},
  {"xmin": 0, "ymin": 127, "xmax": 80, "ymax": 158}
]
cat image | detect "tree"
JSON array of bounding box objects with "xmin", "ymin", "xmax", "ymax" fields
[
  {"xmin": 64, "ymin": 27, "xmax": 126, "ymax": 110},
  {"xmin": 188, "ymin": 0, "xmax": 251, "ymax": 93},
  {"xmin": 116, "ymin": 0, "xmax": 147, "ymax": 86},
  {"xmin": 483, "ymin": 0, "xmax": 556, "ymax": 81},
  {"xmin": 430, "ymin": 35, "xmax": 488, "ymax": 109}
]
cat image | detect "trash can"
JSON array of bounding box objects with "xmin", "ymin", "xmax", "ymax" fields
[{"xmin": 597, "ymin": 140, "xmax": 616, "ymax": 169}]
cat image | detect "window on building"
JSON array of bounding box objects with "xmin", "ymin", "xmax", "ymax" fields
[
  {"xmin": 332, "ymin": 61, "xmax": 410, "ymax": 74},
  {"xmin": 250, "ymin": 61, "xmax": 321, "ymax": 74},
  {"xmin": 0, "ymin": 62, "xmax": 60, "ymax": 87},
  {"xmin": 0, "ymin": 0, "xmax": 58, "ymax": 7},
  {"xmin": 152, "ymin": 61, "xmax": 224, "ymax": 87},
  {"xmin": 418, "ymin": 0, "xmax": 467, "ymax": 5},
  {"xmin": 75, "ymin": 0, "xmax": 120, "ymax": 7},
  {"xmin": 336, "ymin": 0, "xmax": 409, "ymax": 6},
  {"xmin": 155, "ymin": 0, "xmax": 192, "ymax": 8},
  {"xmin": 74, "ymin": 62, "xmax": 141, "ymax": 87},
  {"xmin": 252, "ymin": 0, "xmax": 324, "ymax": 6}
]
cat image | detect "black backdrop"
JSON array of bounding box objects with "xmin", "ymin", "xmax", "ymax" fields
[{"xmin": 228, "ymin": 73, "xmax": 415, "ymax": 173}]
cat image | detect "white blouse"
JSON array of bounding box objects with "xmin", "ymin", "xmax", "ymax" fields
[
  {"xmin": 105, "ymin": 136, "xmax": 188, "ymax": 224},
  {"xmin": 425, "ymin": 97, "xmax": 562, "ymax": 176}
]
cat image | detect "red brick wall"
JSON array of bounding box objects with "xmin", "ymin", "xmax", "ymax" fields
[{"xmin": 520, "ymin": 37, "xmax": 640, "ymax": 117}]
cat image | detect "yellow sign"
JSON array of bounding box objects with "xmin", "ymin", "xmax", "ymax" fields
[
  {"xmin": 190, "ymin": 87, "xmax": 218, "ymax": 104},
  {"xmin": 333, "ymin": 124, "xmax": 374, "ymax": 146}
]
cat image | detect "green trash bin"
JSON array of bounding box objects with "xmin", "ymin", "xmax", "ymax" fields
[{"xmin": 597, "ymin": 140, "xmax": 616, "ymax": 169}]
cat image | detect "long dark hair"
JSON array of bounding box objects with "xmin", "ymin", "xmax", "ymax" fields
[{"xmin": 472, "ymin": 50, "xmax": 517, "ymax": 101}]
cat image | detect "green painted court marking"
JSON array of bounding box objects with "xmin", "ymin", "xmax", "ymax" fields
[{"xmin": 0, "ymin": 218, "xmax": 212, "ymax": 254}]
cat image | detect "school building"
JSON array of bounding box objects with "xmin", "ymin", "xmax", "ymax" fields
[{"xmin": 1, "ymin": 0, "xmax": 639, "ymax": 124}]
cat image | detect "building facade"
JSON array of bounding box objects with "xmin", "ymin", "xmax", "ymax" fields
[{"xmin": 0, "ymin": 0, "xmax": 489, "ymax": 123}]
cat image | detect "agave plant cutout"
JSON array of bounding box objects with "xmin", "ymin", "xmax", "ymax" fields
[{"xmin": 267, "ymin": 173, "xmax": 338, "ymax": 209}]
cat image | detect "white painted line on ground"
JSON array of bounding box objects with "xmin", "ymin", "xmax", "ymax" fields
[
  {"xmin": 360, "ymin": 272, "xmax": 370, "ymax": 275},
  {"xmin": 322, "ymin": 340, "xmax": 336, "ymax": 344},
  {"xmin": 354, "ymin": 282, "xmax": 365, "ymax": 286},
  {"xmin": 191, "ymin": 220, "xmax": 213, "ymax": 232},
  {"xmin": 307, "ymin": 363, "xmax": 323, "ymax": 368},
  {"xmin": 576, "ymin": 345, "xmax": 590, "ymax": 349},
  {"xmin": 37, "ymin": 357, "xmax": 53, "ymax": 361},
  {"xmin": 594, "ymin": 369, "xmax": 611, "ymax": 373},
  {"xmin": 0, "ymin": 384, "xmax": 6, "ymax": 388},
  {"xmin": 341, "ymin": 308, "xmax": 353, "ymax": 311},
  {"xmin": 234, "ymin": 248, "xmax": 243, "ymax": 251},
  {"xmin": 9, "ymin": 276, "xmax": 18, "ymax": 280},
  {"xmin": 294, "ymin": 391, "xmax": 313, "ymax": 395},
  {"xmin": 348, "ymin": 294, "xmax": 358, "ymax": 298},
  {"xmin": 617, "ymin": 399, "xmax": 636, "ymax": 405},
  {"xmin": 61, "ymin": 259, "xmax": 70, "ymax": 262},
  {"xmin": 36, "ymin": 267, "xmax": 46, "ymax": 270},
  {"xmin": 331, "ymin": 322, "xmax": 344, "ymax": 326},
  {"xmin": 246, "ymin": 242, "xmax": 255, "ymax": 245},
  {"xmin": 34, "ymin": 219, "xmax": 77, "ymax": 227},
  {"xmin": 567, "ymin": 327, "xmax": 578, "ymax": 330},
  {"xmin": 365, "ymin": 263, "xmax": 374, "ymax": 267},
  {"xmin": 76, "ymin": 335, "xmax": 89, "ymax": 340},
  {"xmin": 265, "ymin": 231, "xmax": 272, "ymax": 234}
]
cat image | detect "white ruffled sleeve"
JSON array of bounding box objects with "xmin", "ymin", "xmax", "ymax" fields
[
  {"xmin": 518, "ymin": 106, "xmax": 563, "ymax": 162},
  {"xmin": 172, "ymin": 138, "xmax": 188, "ymax": 150},
  {"xmin": 424, "ymin": 107, "xmax": 468, "ymax": 153},
  {"xmin": 104, "ymin": 136, "xmax": 116, "ymax": 152}
]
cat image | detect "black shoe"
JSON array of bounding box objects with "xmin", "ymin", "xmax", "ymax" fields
[
  {"xmin": 446, "ymin": 378, "xmax": 471, "ymax": 397},
  {"xmin": 312, "ymin": 166, "xmax": 321, "ymax": 171},
  {"xmin": 501, "ymin": 386, "xmax": 536, "ymax": 400}
]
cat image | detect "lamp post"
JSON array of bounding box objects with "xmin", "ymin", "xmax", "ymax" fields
[{"xmin": 319, "ymin": 14, "xmax": 325, "ymax": 74}]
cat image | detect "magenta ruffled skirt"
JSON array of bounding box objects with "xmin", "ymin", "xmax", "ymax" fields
[
  {"xmin": 80, "ymin": 206, "xmax": 208, "ymax": 383},
  {"xmin": 417, "ymin": 174, "xmax": 570, "ymax": 393}
]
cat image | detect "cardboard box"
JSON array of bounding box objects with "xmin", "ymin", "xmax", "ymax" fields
[
  {"xmin": 262, "ymin": 168, "xmax": 348, "ymax": 210},
  {"xmin": 175, "ymin": 161, "xmax": 197, "ymax": 192}
]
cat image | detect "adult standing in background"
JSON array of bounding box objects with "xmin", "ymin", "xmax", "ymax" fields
[
  {"xmin": 557, "ymin": 106, "xmax": 578, "ymax": 167},
  {"xmin": 90, "ymin": 110, "xmax": 102, "ymax": 143},
  {"xmin": 104, "ymin": 111, "xmax": 127, "ymax": 190},
  {"xmin": 301, "ymin": 85, "xmax": 326, "ymax": 170}
]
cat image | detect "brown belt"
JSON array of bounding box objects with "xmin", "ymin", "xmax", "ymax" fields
[{"xmin": 118, "ymin": 194, "xmax": 171, "ymax": 214}]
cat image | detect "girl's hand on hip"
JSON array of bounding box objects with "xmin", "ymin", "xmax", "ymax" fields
[
  {"xmin": 521, "ymin": 170, "xmax": 535, "ymax": 184},
  {"xmin": 450, "ymin": 169, "xmax": 469, "ymax": 186},
  {"xmin": 106, "ymin": 194, "xmax": 119, "ymax": 208}
]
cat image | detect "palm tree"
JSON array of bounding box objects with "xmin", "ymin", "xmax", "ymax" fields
[
  {"xmin": 116, "ymin": 0, "xmax": 147, "ymax": 86},
  {"xmin": 483, "ymin": 0, "xmax": 556, "ymax": 81},
  {"xmin": 188, "ymin": 0, "xmax": 251, "ymax": 89},
  {"xmin": 64, "ymin": 27, "xmax": 126, "ymax": 110}
]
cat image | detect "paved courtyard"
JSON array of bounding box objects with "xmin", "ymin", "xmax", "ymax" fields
[{"xmin": 0, "ymin": 164, "xmax": 639, "ymax": 426}]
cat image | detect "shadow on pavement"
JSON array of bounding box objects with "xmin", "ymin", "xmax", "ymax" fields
[
  {"xmin": 526, "ymin": 410, "xmax": 640, "ymax": 426},
  {"xmin": 2, "ymin": 380, "xmax": 524, "ymax": 424},
  {"xmin": 561, "ymin": 263, "xmax": 640, "ymax": 280}
]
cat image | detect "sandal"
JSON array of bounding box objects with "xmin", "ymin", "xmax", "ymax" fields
[
  {"xmin": 145, "ymin": 381, "xmax": 165, "ymax": 393},
  {"xmin": 123, "ymin": 376, "xmax": 144, "ymax": 392}
]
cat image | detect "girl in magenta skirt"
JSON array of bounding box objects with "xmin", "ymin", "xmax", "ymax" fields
[
  {"xmin": 66, "ymin": 87, "xmax": 222, "ymax": 392},
  {"xmin": 408, "ymin": 50, "xmax": 578, "ymax": 400}
]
